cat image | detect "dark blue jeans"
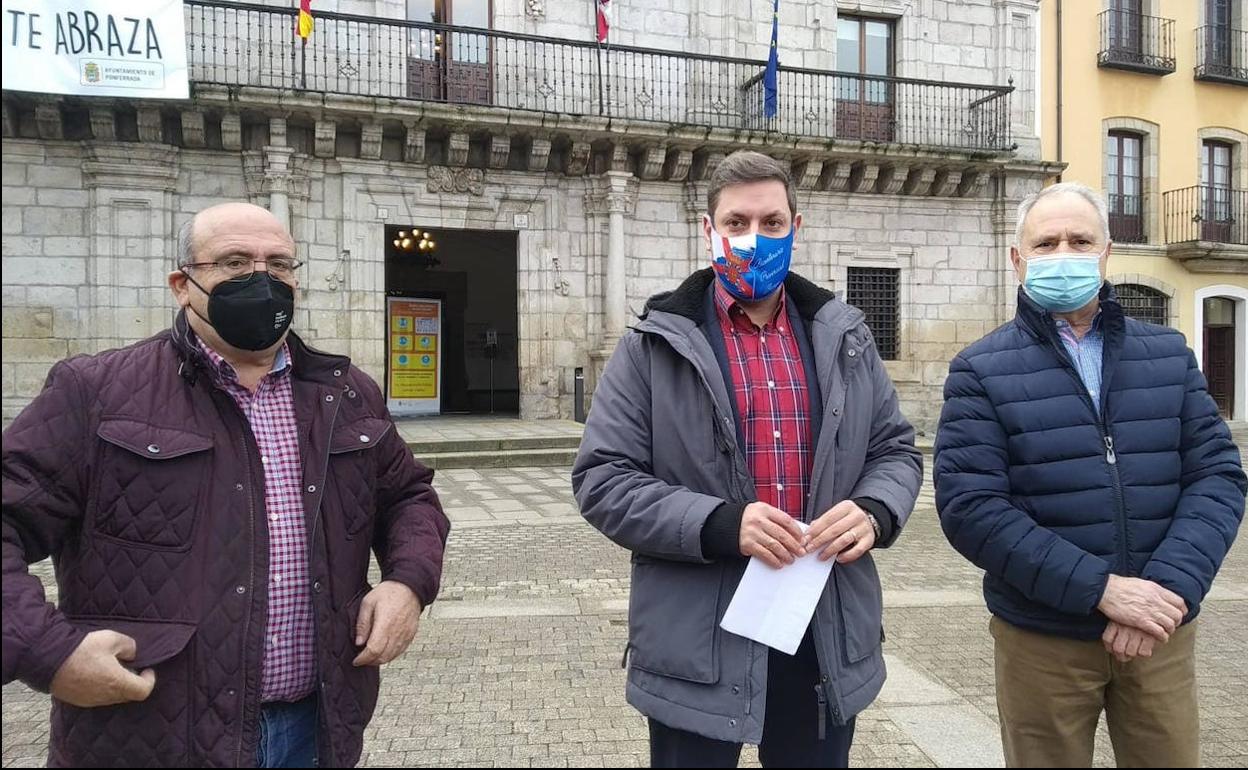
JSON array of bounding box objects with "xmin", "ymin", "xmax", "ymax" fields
[{"xmin": 256, "ymin": 695, "xmax": 318, "ymax": 768}]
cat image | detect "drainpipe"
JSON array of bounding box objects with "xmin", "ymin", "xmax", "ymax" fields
[{"xmin": 1056, "ymin": 0, "xmax": 1063, "ymax": 182}]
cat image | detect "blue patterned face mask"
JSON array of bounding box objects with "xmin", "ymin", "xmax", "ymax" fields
[
  {"xmin": 709, "ymin": 226, "xmax": 794, "ymax": 301},
  {"xmin": 1021, "ymin": 250, "xmax": 1105, "ymax": 313}
]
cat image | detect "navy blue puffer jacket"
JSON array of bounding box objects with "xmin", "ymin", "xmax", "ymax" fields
[{"xmin": 935, "ymin": 284, "xmax": 1245, "ymax": 639}]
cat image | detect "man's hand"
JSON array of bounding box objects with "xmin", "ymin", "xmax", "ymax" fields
[
  {"xmin": 50, "ymin": 630, "xmax": 156, "ymax": 707},
  {"xmin": 1097, "ymin": 575, "xmax": 1187, "ymax": 642},
  {"xmin": 739, "ymin": 502, "xmax": 806, "ymax": 569},
  {"xmin": 353, "ymin": 580, "xmax": 424, "ymax": 667},
  {"xmin": 802, "ymin": 501, "xmax": 876, "ymax": 564},
  {"xmin": 1102, "ymin": 620, "xmax": 1157, "ymax": 663}
]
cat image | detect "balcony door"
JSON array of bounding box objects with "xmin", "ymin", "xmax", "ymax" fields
[
  {"xmin": 1206, "ymin": 0, "xmax": 1233, "ymax": 68},
  {"xmin": 1108, "ymin": 0, "xmax": 1144, "ymax": 58},
  {"xmin": 836, "ymin": 16, "xmax": 894, "ymax": 142},
  {"xmin": 1108, "ymin": 131, "xmax": 1145, "ymax": 242},
  {"xmin": 1201, "ymin": 140, "xmax": 1233, "ymax": 242},
  {"xmin": 407, "ymin": 0, "xmax": 493, "ymax": 105}
]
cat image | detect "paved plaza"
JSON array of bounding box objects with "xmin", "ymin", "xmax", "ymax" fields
[{"xmin": 4, "ymin": 458, "xmax": 1246, "ymax": 767}]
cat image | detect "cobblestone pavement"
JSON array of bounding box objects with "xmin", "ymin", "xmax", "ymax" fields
[{"xmin": 4, "ymin": 460, "xmax": 1246, "ymax": 767}]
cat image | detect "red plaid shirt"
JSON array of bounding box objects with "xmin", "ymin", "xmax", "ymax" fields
[
  {"xmin": 198, "ymin": 339, "xmax": 316, "ymax": 703},
  {"xmin": 714, "ymin": 282, "xmax": 813, "ymax": 519}
]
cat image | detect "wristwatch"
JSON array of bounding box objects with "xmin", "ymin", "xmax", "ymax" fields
[{"xmin": 865, "ymin": 513, "xmax": 882, "ymax": 541}]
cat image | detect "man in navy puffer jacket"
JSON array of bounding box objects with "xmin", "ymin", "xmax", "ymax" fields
[{"xmin": 935, "ymin": 182, "xmax": 1245, "ymax": 768}]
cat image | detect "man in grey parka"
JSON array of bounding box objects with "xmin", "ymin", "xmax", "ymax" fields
[{"xmin": 572, "ymin": 150, "xmax": 922, "ymax": 768}]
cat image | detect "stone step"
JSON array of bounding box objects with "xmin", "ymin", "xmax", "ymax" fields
[
  {"xmin": 416, "ymin": 447, "xmax": 580, "ymax": 470},
  {"xmin": 405, "ymin": 434, "xmax": 581, "ymax": 455}
]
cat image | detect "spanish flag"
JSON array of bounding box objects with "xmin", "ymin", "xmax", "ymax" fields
[{"xmin": 297, "ymin": 0, "xmax": 313, "ymax": 39}]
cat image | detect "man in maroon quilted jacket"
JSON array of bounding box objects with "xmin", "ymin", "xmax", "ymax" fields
[{"xmin": 2, "ymin": 202, "xmax": 451, "ymax": 767}]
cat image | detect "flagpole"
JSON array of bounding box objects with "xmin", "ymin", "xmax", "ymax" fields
[
  {"xmin": 297, "ymin": 1, "xmax": 311, "ymax": 90},
  {"xmin": 595, "ymin": 1, "xmax": 609, "ymax": 117},
  {"xmin": 596, "ymin": 37, "xmax": 604, "ymax": 116},
  {"xmin": 604, "ymin": 16, "xmax": 612, "ymax": 118}
]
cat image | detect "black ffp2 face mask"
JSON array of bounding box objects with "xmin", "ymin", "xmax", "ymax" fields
[{"xmin": 184, "ymin": 270, "xmax": 294, "ymax": 352}]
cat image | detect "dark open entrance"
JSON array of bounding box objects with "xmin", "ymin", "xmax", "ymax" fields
[
  {"xmin": 1204, "ymin": 296, "xmax": 1237, "ymax": 418},
  {"xmin": 385, "ymin": 225, "xmax": 519, "ymax": 414}
]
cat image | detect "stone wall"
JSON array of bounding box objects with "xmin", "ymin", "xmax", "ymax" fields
[
  {"xmin": 2, "ymin": 131, "xmax": 1042, "ymax": 431},
  {"xmin": 2, "ymin": 0, "xmax": 1046, "ymax": 429}
]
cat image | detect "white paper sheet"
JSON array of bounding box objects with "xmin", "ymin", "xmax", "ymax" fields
[{"xmin": 719, "ymin": 523, "xmax": 834, "ymax": 655}]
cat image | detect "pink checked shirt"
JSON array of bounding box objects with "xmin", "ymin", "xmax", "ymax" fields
[{"xmin": 198, "ymin": 339, "xmax": 316, "ymax": 703}]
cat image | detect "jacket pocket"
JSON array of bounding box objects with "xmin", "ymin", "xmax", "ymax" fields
[
  {"xmin": 342, "ymin": 588, "xmax": 380, "ymax": 728},
  {"xmin": 91, "ymin": 420, "xmax": 213, "ymax": 551},
  {"xmin": 327, "ymin": 418, "xmax": 392, "ymax": 536},
  {"xmin": 65, "ymin": 617, "xmax": 197, "ymax": 669},
  {"xmin": 832, "ymin": 558, "xmax": 884, "ymax": 665},
  {"xmin": 53, "ymin": 618, "xmax": 197, "ymax": 767},
  {"xmin": 627, "ymin": 555, "xmax": 723, "ymax": 684}
]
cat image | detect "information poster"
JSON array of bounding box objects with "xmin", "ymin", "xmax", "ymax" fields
[{"xmin": 387, "ymin": 297, "xmax": 441, "ymax": 416}]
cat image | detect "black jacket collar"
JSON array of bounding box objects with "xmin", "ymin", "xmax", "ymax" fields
[{"xmin": 641, "ymin": 268, "xmax": 838, "ymax": 326}]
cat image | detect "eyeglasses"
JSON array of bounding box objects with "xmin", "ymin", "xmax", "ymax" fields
[{"xmin": 181, "ymin": 257, "xmax": 304, "ymax": 282}]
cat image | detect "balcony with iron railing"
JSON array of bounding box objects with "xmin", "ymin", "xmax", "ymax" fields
[
  {"xmin": 1163, "ymin": 185, "xmax": 1247, "ymax": 271},
  {"xmin": 182, "ymin": 0, "xmax": 1014, "ymax": 153},
  {"xmin": 1195, "ymin": 25, "xmax": 1248, "ymax": 84},
  {"xmin": 1098, "ymin": 10, "xmax": 1176, "ymax": 75},
  {"xmin": 1165, "ymin": 186, "xmax": 1247, "ymax": 244}
]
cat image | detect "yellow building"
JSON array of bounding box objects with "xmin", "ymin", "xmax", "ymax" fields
[{"xmin": 1041, "ymin": 0, "xmax": 1248, "ymax": 420}]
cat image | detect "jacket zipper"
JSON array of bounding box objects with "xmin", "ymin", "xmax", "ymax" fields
[
  {"xmin": 1049, "ymin": 330, "xmax": 1130, "ymax": 574},
  {"xmin": 1103, "ymin": 430, "xmax": 1129, "ymax": 573},
  {"xmin": 815, "ymin": 684, "xmax": 828, "ymax": 741},
  {"xmin": 233, "ymin": 411, "xmax": 259, "ymax": 768},
  {"xmin": 309, "ymin": 385, "xmax": 345, "ymax": 761},
  {"xmin": 744, "ymin": 642, "xmax": 755, "ymax": 715},
  {"xmin": 710, "ymin": 405, "xmax": 755, "ymax": 715},
  {"xmin": 807, "ymin": 342, "xmax": 857, "ymax": 728}
]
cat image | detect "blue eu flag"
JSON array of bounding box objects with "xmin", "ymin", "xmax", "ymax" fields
[{"xmin": 764, "ymin": 0, "xmax": 779, "ymax": 118}]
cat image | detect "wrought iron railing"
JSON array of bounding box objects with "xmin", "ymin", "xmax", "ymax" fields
[
  {"xmin": 1195, "ymin": 25, "xmax": 1248, "ymax": 84},
  {"xmin": 183, "ymin": 0, "xmax": 1014, "ymax": 151},
  {"xmin": 1164, "ymin": 185, "xmax": 1246, "ymax": 245},
  {"xmin": 1097, "ymin": 10, "xmax": 1175, "ymax": 74}
]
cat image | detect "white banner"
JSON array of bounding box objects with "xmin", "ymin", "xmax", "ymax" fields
[{"xmin": 2, "ymin": 0, "xmax": 188, "ymax": 99}]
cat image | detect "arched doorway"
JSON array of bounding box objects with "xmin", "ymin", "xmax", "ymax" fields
[{"xmin": 1194, "ymin": 285, "xmax": 1248, "ymax": 421}]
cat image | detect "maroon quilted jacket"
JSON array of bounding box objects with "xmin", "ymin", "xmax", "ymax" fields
[{"xmin": 2, "ymin": 313, "xmax": 450, "ymax": 767}]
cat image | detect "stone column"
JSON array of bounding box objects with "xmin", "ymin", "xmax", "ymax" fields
[
  {"xmin": 604, "ymin": 175, "xmax": 629, "ymax": 345},
  {"xmin": 264, "ymin": 146, "xmax": 295, "ymax": 231},
  {"xmin": 684, "ymin": 180, "xmax": 707, "ymax": 276},
  {"xmin": 597, "ymin": 170, "xmax": 638, "ymax": 349},
  {"xmin": 264, "ymin": 118, "xmax": 293, "ymax": 231},
  {"xmin": 586, "ymin": 170, "xmax": 638, "ymax": 390},
  {"xmin": 991, "ymin": 171, "xmax": 1017, "ymax": 327}
]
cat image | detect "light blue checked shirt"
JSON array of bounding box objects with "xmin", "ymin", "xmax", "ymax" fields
[{"xmin": 1054, "ymin": 312, "xmax": 1104, "ymax": 414}]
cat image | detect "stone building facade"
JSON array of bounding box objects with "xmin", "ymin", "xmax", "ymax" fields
[{"xmin": 2, "ymin": 0, "xmax": 1054, "ymax": 431}]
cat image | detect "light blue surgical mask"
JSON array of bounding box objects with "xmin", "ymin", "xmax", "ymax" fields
[
  {"xmin": 709, "ymin": 226, "xmax": 794, "ymax": 301},
  {"xmin": 1020, "ymin": 250, "xmax": 1105, "ymax": 313}
]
